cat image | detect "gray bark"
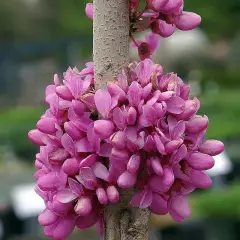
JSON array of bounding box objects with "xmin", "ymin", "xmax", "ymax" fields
[
  {"xmin": 93, "ymin": 0, "xmax": 129, "ymax": 89},
  {"xmin": 93, "ymin": 0, "xmax": 151, "ymax": 239}
]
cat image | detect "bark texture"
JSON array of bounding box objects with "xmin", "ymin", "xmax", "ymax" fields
[
  {"xmin": 93, "ymin": 0, "xmax": 130, "ymax": 89},
  {"xmin": 93, "ymin": 0, "xmax": 151, "ymax": 239},
  {"xmin": 103, "ymin": 190, "xmax": 151, "ymax": 240}
]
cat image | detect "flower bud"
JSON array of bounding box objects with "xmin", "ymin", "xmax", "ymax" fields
[
  {"xmin": 186, "ymin": 115, "xmax": 208, "ymax": 133},
  {"xmin": 28, "ymin": 129, "xmax": 45, "ymax": 146},
  {"xmin": 127, "ymin": 154, "xmax": 141, "ymax": 173},
  {"xmin": 38, "ymin": 172, "xmax": 59, "ymax": 191},
  {"xmin": 199, "ymin": 140, "xmax": 224, "ymax": 156},
  {"xmin": 96, "ymin": 188, "xmax": 108, "ymax": 205},
  {"xmin": 147, "ymin": 0, "xmax": 169, "ymax": 11},
  {"xmin": 63, "ymin": 158, "xmax": 80, "ymax": 176},
  {"xmin": 85, "ymin": 3, "xmax": 93, "ymax": 20},
  {"xmin": 151, "ymin": 157, "xmax": 163, "ymax": 176},
  {"xmin": 151, "ymin": 20, "xmax": 176, "ymax": 37},
  {"xmin": 38, "ymin": 209, "xmax": 58, "ymax": 226},
  {"xmin": 94, "ymin": 120, "xmax": 115, "ymax": 139},
  {"xmin": 187, "ymin": 152, "xmax": 214, "ymax": 170},
  {"xmin": 127, "ymin": 107, "xmax": 137, "ymax": 125},
  {"xmin": 75, "ymin": 196, "xmax": 92, "ymax": 216},
  {"xmin": 175, "ymin": 12, "xmax": 201, "ymax": 31},
  {"xmin": 168, "ymin": 195, "xmax": 190, "ymax": 222},
  {"xmin": 110, "ymin": 131, "xmax": 126, "ymax": 149},
  {"xmin": 37, "ymin": 118, "xmax": 57, "ymax": 134},
  {"xmin": 107, "ymin": 186, "xmax": 120, "ymax": 203},
  {"xmin": 64, "ymin": 121, "xmax": 85, "ymax": 140},
  {"xmin": 117, "ymin": 171, "xmax": 137, "ymax": 189},
  {"xmin": 56, "ymin": 85, "xmax": 73, "ymax": 100}
]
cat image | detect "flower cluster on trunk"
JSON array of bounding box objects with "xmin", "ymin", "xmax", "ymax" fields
[
  {"xmin": 29, "ymin": 59, "xmax": 223, "ymax": 239},
  {"xmin": 86, "ymin": 0, "xmax": 201, "ymax": 60},
  {"xmin": 28, "ymin": 1, "xmax": 224, "ymax": 239}
]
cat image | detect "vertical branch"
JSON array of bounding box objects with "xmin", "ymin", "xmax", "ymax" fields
[
  {"xmin": 93, "ymin": 0, "xmax": 151, "ymax": 239},
  {"xmin": 93, "ymin": 0, "xmax": 129, "ymax": 89}
]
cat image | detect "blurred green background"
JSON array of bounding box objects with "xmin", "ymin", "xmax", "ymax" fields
[{"xmin": 0, "ymin": 0, "xmax": 239, "ymax": 239}]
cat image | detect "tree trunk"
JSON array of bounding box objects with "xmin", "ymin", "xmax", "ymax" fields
[
  {"xmin": 93, "ymin": 0, "xmax": 129, "ymax": 89},
  {"xmin": 93, "ymin": 0, "xmax": 151, "ymax": 239}
]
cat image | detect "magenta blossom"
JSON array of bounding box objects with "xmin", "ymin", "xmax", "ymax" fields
[
  {"xmin": 85, "ymin": 3, "xmax": 93, "ymax": 20},
  {"xmin": 145, "ymin": 0, "xmax": 201, "ymax": 37},
  {"xmin": 85, "ymin": 0, "xmax": 201, "ymax": 60},
  {"xmin": 29, "ymin": 58, "xmax": 223, "ymax": 239},
  {"xmin": 131, "ymin": 33, "xmax": 161, "ymax": 60}
]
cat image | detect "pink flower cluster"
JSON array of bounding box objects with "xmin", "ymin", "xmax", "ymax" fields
[
  {"xmin": 85, "ymin": 0, "xmax": 201, "ymax": 60},
  {"xmin": 29, "ymin": 59, "xmax": 224, "ymax": 239}
]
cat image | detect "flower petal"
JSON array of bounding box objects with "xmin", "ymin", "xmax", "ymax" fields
[
  {"xmin": 106, "ymin": 186, "xmax": 120, "ymax": 203},
  {"xmin": 94, "ymin": 89, "xmax": 112, "ymax": 118},
  {"xmin": 168, "ymin": 195, "xmax": 190, "ymax": 222},
  {"xmin": 94, "ymin": 120, "xmax": 115, "ymax": 139},
  {"xmin": 139, "ymin": 188, "xmax": 153, "ymax": 209},
  {"xmin": 127, "ymin": 82, "xmax": 143, "ymax": 107},
  {"xmin": 38, "ymin": 209, "xmax": 58, "ymax": 226},
  {"xmin": 151, "ymin": 193, "xmax": 168, "ymax": 215},
  {"xmin": 85, "ymin": 3, "xmax": 93, "ymax": 20},
  {"xmin": 175, "ymin": 11, "xmax": 201, "ymax": 31},
  {"xmin": 61, "ymin": 133, "xmax": 76, "ymax": 156},
  {"xmin": 166, "ymin": 96, "xmax": 185, "ymax": 114},
  {"xmin": 79, "ymin": 154, "xmax": 98, "ymax": 168},
  {"xmin": 79, "ymin": 167, "xmax": 98, "ymax": 190},
  {"xmin": 187, "ymin": 152, "xmax": 214, "ymax": 170},
  {"xmin": 92, "ymin": 162, "xmax": 109, "ymax": 181},
  {"xmin": 199, "ymin": 140, "xmax": 224, "ymax": 156},
  {"xmin": 117, "ymin": 171, "xmax": 137, "ymax": 189},
  {"xmin": 96, "ymin": 188, "xmax": 108, "ymax": 205},
  {"xmin": 75, "ymin": 196, "xmax": 92, "ymax": 216},
  {"xmin": 112, "ymin": 107, "xmax": 126, "ymax": 130},
  {"xmin": 53, "ymin": 216, "xmax": 75, "ymax": 240},
  {"xmin": 76, "ymin": 137, "xmax": 93, "ymax": 152},
  {"xmin": 68, "ymin": 178, "xmax": 84, "ymax": 195},
  {"xmin": 56, "ymin": 190, "xmax": 78, "ymax": 203},
  {"xmin": 127, "ymin": 154, "xmax": 141, "ymax": 173}
]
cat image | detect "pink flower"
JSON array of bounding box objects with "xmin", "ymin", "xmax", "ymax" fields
[
  {"xmin": 143, "ymin": 1, "xmax": 201, "ymax": 40},
  {"xmin": 85, "ymin": 3, "xmax": 93, "ymax": 20},
  {"xmin": 131, "ymin": 33, "xmax": 160, "ymax": 60},
  {"xmin": 168, "ymin": 195, "xmax": 190, "ymax": 222},
  {"xmin": 29, "ymin": 58, "xmax": 223, "ymax": 239}
]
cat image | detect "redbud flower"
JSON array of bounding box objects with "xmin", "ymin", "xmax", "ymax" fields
[
  {"xmin": 145, "ymin": 1, "xmax": 201, "ymax": 38},
  {"xmin": 85, "ymin": 3, "xmax": 93, "ymax": 20},
  {"xmin": 29, "ymin": 58, "xmax": 223, "ymax": 240},
  {"xmin": 131, "ymin": 33, "xmax": 160, "ymax": 60}
]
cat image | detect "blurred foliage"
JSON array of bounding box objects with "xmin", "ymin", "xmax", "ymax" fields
[
  {"xmin": 0, "ymin": 0, "xmax": 92, "ymax": 42},
  {"xmin": 0, "ymin": 107, "xmax": 45, "ymax": 162},
  {"xmin": 56, "ymin": 0, "xmax": 92, "ymax": 36},
  {"xmin": 191, "ymin": 185, "xmax": 240, "ymax": 219},
  {"xmin": 199, "ymin": 89, "xmax": 240, "ymax": 140},
  {"xmin": 200, "ymin": 68, "xmax": 240, "ymax": 88},
  {"xmin": 184, "ymin": 0, "xmax": 240, "ymax": 40}
]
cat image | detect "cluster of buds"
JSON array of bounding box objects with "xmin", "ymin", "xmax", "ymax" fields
[
  {"xmin": 29, "ymin": 59, "xmax": 223, "ymax": 239},
  {"xmin": 85, "ymin": 0, "xmax": 201, "ymax": 60},
  {"xmin": 28, "ymin": 1, "xmax": 223, "ymax": 239}
]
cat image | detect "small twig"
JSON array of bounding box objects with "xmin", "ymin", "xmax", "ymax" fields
[
  {"xmin": 136, "ymin": 5, "xmax": 148, "ymax": 19},
  {"xmin": 130, "ymin": 34, "xmax": 139, "ymax": 47}
]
